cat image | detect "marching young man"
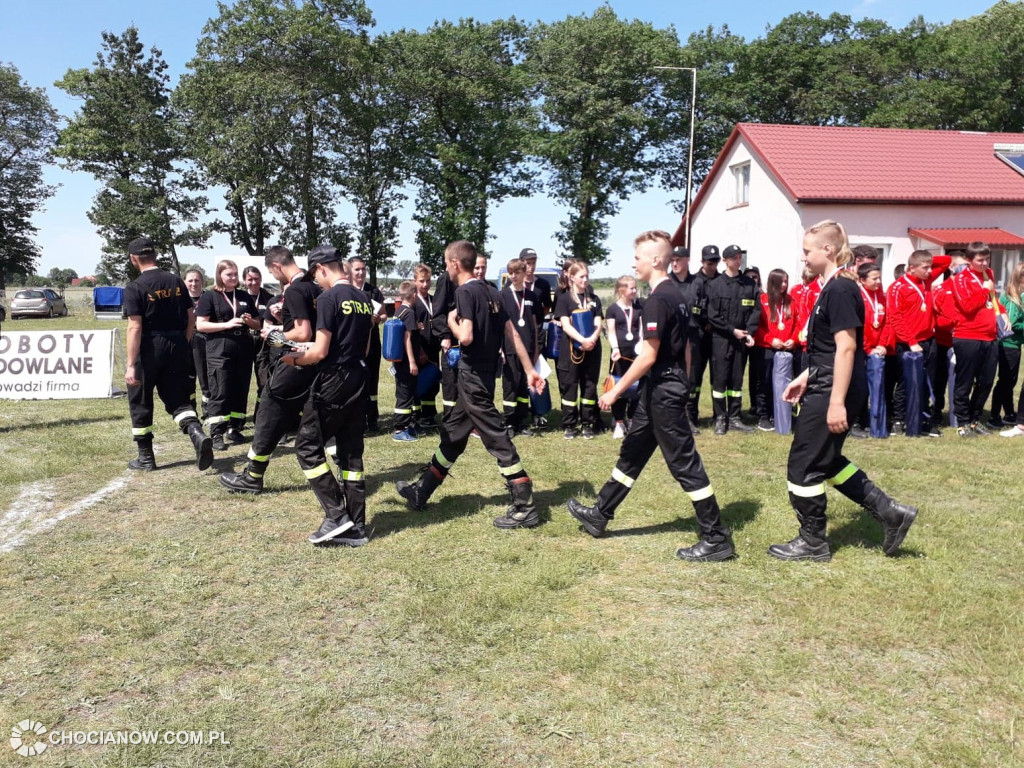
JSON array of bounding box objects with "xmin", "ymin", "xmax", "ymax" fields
[
  {"xmin": 279, "ymin": 248, "xmax": 373, "ymax": 546},
  {"xmin": 565, "ymin": 230, "xmax": 735, "ymax": 562},
  {"xmin": 220, "ymin": 246, "xmax": 321, "ymax": 493},
  {"xmin": 769, "ymin": 220, "xmax": 917, "ymax": 562},
  {"xmin": 123, "ymin": 237, "xmax": 214, "ymax": 472},
  {"xmin": 395, "ymin": 240, "xmax": 546, "ymax": 529}
]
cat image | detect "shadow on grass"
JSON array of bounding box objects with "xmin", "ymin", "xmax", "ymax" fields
[
  {"xmin": 368, "ymin": 479, "xmax": 597, "ymax": 540},
  {"xmin": 828, "ymin": 509, "xmax": 923, "ymax": 557},
  {"xmin": 606, "ymin": 498, "xmax": 761, "ymax": 538},
  {"xmin": 0, "ymin": 415, "xmax": 124, "ymax": 434}
]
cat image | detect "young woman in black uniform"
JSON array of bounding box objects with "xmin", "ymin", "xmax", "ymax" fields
[
  {"xmin": 183, "ymin": 268, "xmax": 210, "ymax": 419},
  {"xmin": 195, "ymin": 259, "xmax": 260, "ymax": 450},
  {"xmin": 554, "ymin": 261, "xmax": 604, "ymax": 439},
  {"xmin": 769, "ymin": 220, "xmax": 918, "ymax": 562},
  {"xmin": 604, "ymin": 275, "xmax": 643, "ymax": 438}
]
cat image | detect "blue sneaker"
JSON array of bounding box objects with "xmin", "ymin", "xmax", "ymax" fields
[{"xmin": 392, "ymin": 429, "xmax": 418, "ymax": 442}]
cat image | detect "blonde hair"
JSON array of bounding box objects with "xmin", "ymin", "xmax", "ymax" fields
[
  {"xmin": 806, "ymin": 220, "xmax": 856, "ymax": 279},
  {"xmin": 213, "ymin": 259, "xmax": 239, "ymax": 291},
  {"xmin": 633, "ymin": 230, "xmax": 672, "ymax": 247},
  {"xmin": 615, "ymin": 275, "xmax": 636, "ymax": 300},
  {"xmin": 1005, "ymin": 262, "xmax": 1024, "ymax": 308},
  {"xmin": 413, "ymin": 264, "xmax": 432, "ymax": 279},
  {"xmin": 398, "ymin": 280, "xmax": 416, "ymax": 301}
]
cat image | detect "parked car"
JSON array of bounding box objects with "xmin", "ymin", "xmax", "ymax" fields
[{"xmin": 10, "ymin": 288, "xmax": 68, "ymax": 319}]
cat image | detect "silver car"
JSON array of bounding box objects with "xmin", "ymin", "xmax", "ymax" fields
[{"xmin": 10, "ymin": 288, "xmax": 68, "ymax": 319}]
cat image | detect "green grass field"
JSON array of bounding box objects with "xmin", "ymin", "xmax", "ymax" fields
[{"xmin": 0, "ymin": 315, "xmax": 1020, "ymax": 767}]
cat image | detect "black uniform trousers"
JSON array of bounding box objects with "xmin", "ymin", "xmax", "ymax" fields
[
  {"xmin": 191, "ymin": 332, "xmax": 211, "ymax": 419},
  {"xmin": 204, "ymin": 331, "xmax": 255, "ymax": 434},
  {"xmin": 609, "ymin": 357, "xmax": 638, "ymax": 424},
  {"xmin": 252, "ymin": 334, "xmax": 271, "ymax": 416},
  {"xmin": 365, "ymin": 328, "xmax": 382, "ymax": 429},
  {"xmin": 502, "ymin": 355, "xmax": 531, "ymax": 430},
  {"xmin": 991, "ymin": 345, "xmax": 1020, "ymax": 422},
  {"xmin": 592, "ymin": 365, "xmax": 727, "ymax": 542},
  {"xmin": 557, "ymin": 349, "xmax": 601, "ymax": 430},
  {"xmin": 244, "ymin": 361, "xmax": 316, "ymax": 479},
  {"xmin": 786, "ymin": 374, "xmax": 873, "ymax": 545},
  {"xmin": 440, "ymin": 347, "xmax": 459, "ymax": 418},
  {"xmin": 710, "ymin": 334, "xmax": 749, "ymax": 421},
  {"xmin": 686, "ymin": 333, "xmax": 711, "ymax": 422},
  {"xmin": 933, "ymin": 342, "xmax": 952, "ymax": 416},
  {"xmin": 429, "ymin": 365, "xmax": 527, "ymax": 483},
  {"xmin": 295, "ymin": 365, "xmax": 367, "ymax": 527},
  {"xmin": 393, "ymin": 360, "xmax": 418, "ymax": 432},
  {"xmin": 751, "ymin": 347, "xmax": 777, "ymax": 420},
  {"xmin": 128, "ymin": 332, "xmax": 201, "ymax": 442},
  {"xmin": 952, "ymin": 338, "xmax": 998, "ymax": 426},
  {"xmin": 419, "ymin": 347, "xmax": 442, "ymax": 423}
]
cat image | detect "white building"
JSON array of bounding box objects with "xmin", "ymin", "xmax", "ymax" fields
[{"xmin": 672, "ymin": 124, "xmax": 1024, "ymax": 289}]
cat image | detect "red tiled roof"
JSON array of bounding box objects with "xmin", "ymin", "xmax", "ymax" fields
[
  {"xmin": 909, "ymin": 227, "xmax": 1024, "ymax": 247},
  {"xmin": 672, "ymin": 123, "xmax": 1024, "ymax": 247}
]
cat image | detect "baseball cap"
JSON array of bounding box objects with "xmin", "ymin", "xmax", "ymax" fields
[
  {"xmin": 701, "ymin": 245, "xmax": 721, "ymax": 261},
  {"xmin": 519, "ymin": 248, "xmax": 538, "ymax": 260},
  {"xmin": 301, "ymin": 245, "xmax": 345, "ymax": 281},
  {"xmin": 722, "ymin": 245, "xmax": 747, "ymax": 259},
  {"xmin": 128, "ymin": 237, "xmax": 156, "ymax": 256},
  {"xmin": 671, "ymin": 246, "xmax": 690, "ymax": 259}
]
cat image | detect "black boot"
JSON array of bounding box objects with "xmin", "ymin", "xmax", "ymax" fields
[
  {"xmin": 494, "ymin": 477, "xmax": 539, "ymax": 529},
  {"xmin": 187, "ymin": 422, "xmax": 214, "ymax": 471},
  {"xmin": 128, "ymin": 440, "xmax": 157, "ymax": 471},
  {"xmin": 566, "ymin": 498, "xmax": 609, "ymax": 537},
  {"xmin": 713, "ymin": 416, "xmax": 728, "ymax": 436},
  {"xmin": 676, "ymin": 538, "xmax": 735, "ymax": 562},
  {"xmin": 219, "ymin": 462, "xmax": 264, "ymax": 494},
  {"xmin": 210, "ymin": 422, "xmax": 228, "ymax": 452},
  {"xmin": 864, "ymin": 487, "xmax": 918, "ymax": 555},
  {"xmin": 728, "ymin": 418, "xmax": 754, "ymax": 433},
  {"xmin": 767, "ymin": 536, "xmax": 832, "ymax": 562},
  {"xmin": 395, "ymin": 466, "xmax": 444, "ymax": 511}
]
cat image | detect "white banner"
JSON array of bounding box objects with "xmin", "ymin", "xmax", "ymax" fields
[{"xmin": 0, "ymin": 329, "xmax": 116, "ymax": 400}]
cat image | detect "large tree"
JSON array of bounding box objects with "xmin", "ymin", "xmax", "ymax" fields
[
  {"xmin": 525, "ymin": 8, "xmax": 680, "ymax": 263},
  {"xmin": 55, "ymin": 27, "xmax": 210, "ymax": 281},
  {"xmin": 0, "ymin": 64, "xmax": 58, "ymax": 292},
  {"xmin": 181, "ymin": 0, "xmax": 372, "ymax": 256},
  {"xmin": 392, "ymin": 19, "xmax": 537, "ymax": 269}
]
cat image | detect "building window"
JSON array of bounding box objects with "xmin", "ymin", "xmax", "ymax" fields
[
  {"xmin": 990, "ymin": 249, "xmax": 1021, "ymax": 293},
  {"xmin": 731, "ymin": 162, "xmax": 750, "ymax": 206},
  {"xmin": 994, "ymin": 143, "xmax": 1024, "ymax": 177}
]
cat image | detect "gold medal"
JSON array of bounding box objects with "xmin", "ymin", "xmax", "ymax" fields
[
  {"xmin": 921, "ymin": 302, "xmax": 927, "ymax": 312},
  {"xmin": 777, "ymin": 321, "xmax": 784, "ymax": 331}
]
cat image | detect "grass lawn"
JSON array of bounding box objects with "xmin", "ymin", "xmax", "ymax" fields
[{"xmin": 0, "ymin": 315, "xmax": 1020, "ymax": 767}]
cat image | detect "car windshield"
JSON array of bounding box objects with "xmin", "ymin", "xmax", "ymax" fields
[{"xmin": 16, "ymin": 290, "xmax": 44, "ymax": 299}]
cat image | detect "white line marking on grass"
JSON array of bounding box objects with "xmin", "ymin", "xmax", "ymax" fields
[{"xmin": 0, "ymin": 474, "xmax": 132, "ymax": 553}]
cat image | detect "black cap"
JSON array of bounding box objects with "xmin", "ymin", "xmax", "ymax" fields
[
  {"xmin": 128, "ymin": 237, "xmax": 156, "ymax": 256},
  {"xmin": 722, "ymin": 244, "xmax": 746, "ymax": 259},
  {"xmin": 671, "ymin": 246, "xmax": 690, "ymax": 259},
  {"xmin": 701, "ymin": 245, "xmax": 721, "ymax": 261},
  {"xmin": 519, "ymin": 248, "xmax": 538, "ymax": 260},
  {"xmin": 302, "ymin": 245, "xmax": 345, "ymax": 282}
]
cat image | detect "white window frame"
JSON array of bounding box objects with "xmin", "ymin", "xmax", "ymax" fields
[{"xmin": 730, "ymin": 162, "xmax": 750, "ymax": 207}]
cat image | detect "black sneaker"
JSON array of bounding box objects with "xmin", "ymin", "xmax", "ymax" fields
[
  {"xmin": 986, "ymin": 416, "xmax": 1005, "ymax": 429},
  {"xmin": 566, "ymin": 498, "xmax": 608, "ymax": 538},
  {"xmin": 925, "ymin": 423, "xmax": 943, "ymax": 438},
  {"xmin": 971, "ymin": 422, "xmax": 992, "ymax": 436},
  {"xmin": 957, "ymin": 427, "xmax": 976, "ymax": 438},
  {"xmin": 767, "ymin": 536, "xmax": 832, "ymax": 562},
  {"xmin": 757, "ymin": 418, "xmax": 774, "ymax": 432},
  {"xmin": 319, "ymin": 526, "xmax": 370, "ymax": 548},
  {"xmin": 891, "ymin": 421, "xmax": 905, "ymax": 436},
  {"xmin": 308, "ymin": 516, "xmax": 355, "ymax": 544},
  {"xmin": 563, "ymin": 428, "xmax": 578, "ymax": 440},
  {"xmin": 515, "ymin": 426, "xmax": 534, "ymax": 437},
  {"xmin": 676, "ymin": 539, "xmax": 735, "ymax": 562},
  {"xmin": 581, "ymin": 426, "xmax": 595, "ymax": 440},
  {"xmin": 849, "ymin": 426, "xmax": 870, "ymax": 439}
]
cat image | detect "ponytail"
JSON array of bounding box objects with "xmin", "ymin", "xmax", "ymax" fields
[{"xmin": 806, "ymin": 219, "xmax": 858, "ymax": 280}]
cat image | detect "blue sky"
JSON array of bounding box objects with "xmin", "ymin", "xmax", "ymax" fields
[{"xmin": 0, "ymin": 0, "xmax": 999, "ymax": 279}]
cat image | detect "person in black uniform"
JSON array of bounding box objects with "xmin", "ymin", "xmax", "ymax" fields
[
  {"xmin": 347, "ymin": 256, "xmax": 387, "ymax": 433},
  {"xmin": 432, "ymin": 246, "xmax": 462, "ymax": 418},
  {"xmin": 668, "ymin": 247, "xmax": 700, "ymax": 434},
  {"xmin": 123, "ymin": 237, "xmax": 213, "ymax": 472},
  {"xmin": 243, "ymin": 265, "xmax": 275, "ymax": 423},
  {"xmin": 566, "ymin": 230, "xmax": 734, "ymax": 561},
  {"xmin": 688, "ymin": 246, "xmax": 721, "ymax": 429},
  {"xmin": 391, "ymin": 281, "xmax": 422, "ymax": 441},
  {"xmin": 769, "ymin": 220, "xmax": 918, "ymax": 562},
  {"xmin": 500, "ymin": 257, "xmax": 539, "ymax": 437},
  {"xmin": 413, "ymin": 264, "xmax": 439, "ymax": 426},
  {"xmin": 219, "ymin": 245, "xmax": 320, "ymax": 493},
  {"xmin": 279, "ymin": 247, "xmax": 373, "ymax": 546},
  {"xmin": 604, "ymin": 274, "xmax": 643, "ymax": 438},
  {"xmin": 195, "ymin": 260, "xmax": 261, "ymax": 450},
  {"xmin": 521, "ymin": 248, "xmax": 553, "ymax": 427},
  {"xmin": 554, "ymin": 261, "xmax": 604, "ymax": 439},
  {"xmin": 705, "ymin": 244, "xmax": 759, "ymax": 435},
  {"xmin": 395, "ymin": 240, "xmax": 546, "ymax": 529},
  {"xmin": 183, "ymin": 268, "xmax": 209, "ymax": 418}
]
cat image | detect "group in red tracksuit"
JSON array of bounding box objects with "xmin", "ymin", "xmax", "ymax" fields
[
  {"xmin": 751, "ymin": 269, "xmax": 799, "ymax": 429},
  {"xmin": 949, "ymin": 243, "xmax": 1000, "ymax": 435},
  {"xmin": 849, "ymin": 261, "xmax": 892, "ymax": 437},
  {"xmin": 790, "ymin": 268, "xmax": 822, "ymax": 373},
  {"xmin": 932, "ymin": 254, "xmax": 970, "ymax": 424},
  {"xmin": 885, "ymin": 251, "xmax": 951, "ymax": 435}
]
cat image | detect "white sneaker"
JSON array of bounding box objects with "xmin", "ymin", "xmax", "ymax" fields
[
  {"xmin": 999, "ymin": 425, "xmax": 1024, "ymax": 437},
  {"xmin": 612, "ymin": 422, "xmax": 625, "ymax": 439}
]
